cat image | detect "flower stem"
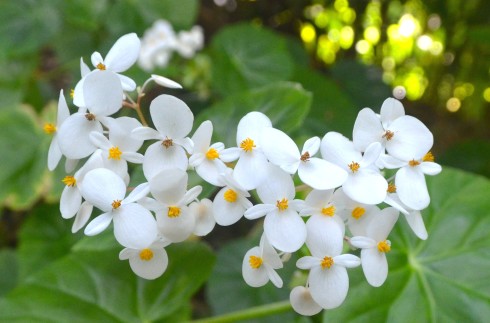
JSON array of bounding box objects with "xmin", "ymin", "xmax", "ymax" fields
[{"xmin": 191, "ymin": 300, "xmax": 292, "ymax": 323}]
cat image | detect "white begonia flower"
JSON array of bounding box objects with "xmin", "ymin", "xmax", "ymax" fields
[
  {"xmin": 175, "ymin": 25, "xmax": 204, "ymax": 58},
  {"xmin": 143, "ymin": 168, "xmax": 202, "ymax": 243},
  {"xmin": 321, "ymin": 132, "xmax": 388, "ymax": 205},
  {"xmin": 300, "ymin": 189, "xmax": 345, "ymax": 231},
  {"xmin": 353, "ymin": 98, "xmax": 433, "ymax": 161},
  {"xmin": 242, "ymin": 234, "xmax": 283, "ymax": 288},
  {"xmin": 138, "ymin": 19, "xmax": 178, "ymax": 71},
  {"xmin": 350, "ymin": 207, "xmax": 399, "ymax": 287},
  {"xmin": 189, "ymin": 198, "xmax": 216, "ymax": 236},
  {"xmin": 261, "ymin": 128, "xmax": 348, "ymax": 190},
  {"xmin": 212, "ymin": 169, "xmax": 252, "ymax": 226},
  {"xmin": 89, "ymin": 117, "xmax": 145, "ymax": 179},
  {"xmin": 58, "ymin": 71, "xmax": 123, "ymax": 160},
  {"xmin": 189, "ymin": 120, "xmax": 228, "ymax": 186},
  {"xmin": 244, "ymin": 165, "xmax": 306, "ymax": 252},
  {"xmin": 290, "ymin": 286, "xmax": 322, "ymax": 316},
  {"xmin": 219, "ymin": 111, "xmax": 272, "ymax": 191},
  {"xmin": 80, "ymin": 168, "xmax": 157, "ymax": 249},
  {"xmin": 297, "ymin": 215, "xmax": 360, "ymax": 309},
  {"xmin": 60, "ymin": 150, "xmax": 104, "ymax": 220},
  {"xmin": 384, "ymin": 189, "xmax": 428, "ymax": 240},
  {"xmin": 132, "ymin": 94, "xmax": 194, "ymax": 181},
  {"xmin": 45, "ymin": 90, "xmax": 70, "ymax": 171},
  {"xmin": 380, "ymin": 151, "xmax": 442, "ymax": 210},
  {"xmin": 333, "ymin": 188, "xmax": 379, "ymax": 237},
  {"xmin": 90, "ymin": 33, "xmax": 141, "ymax": 91},
  {"xmin": 119, "ymin": 239, "xmax": 170, "ymax": 280}
]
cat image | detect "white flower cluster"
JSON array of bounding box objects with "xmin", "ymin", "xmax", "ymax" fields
[
  {"xmin": 138, "ymin": 19, "xmax": 204, "ymax": 71},
  {"xmin": 44, "ymin": 33, "xmax": 441, "ymax": 315}
]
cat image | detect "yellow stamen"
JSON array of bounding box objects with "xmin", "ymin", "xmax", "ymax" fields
[
  {"xmin": 409, "ymin": 159, "xmax": 420, "ymax": 167},
  {"xmin": 168, "ymin": 206, "xmax": 181, "ymax": 218},
  {"xmin": 300, "ymin": 151, "xmax": 310, "ymax": 162},
  {"xmin": 96, "ymin": 63, "xmax": 106, "ymax": 70},
  {"xmin": 206, "ymin": 148, "xmax": 219, "ymax": 160},
  {"xmin": 276, "ymin": 198, "xmax": 289, "ymax": 211},
  {"xmin": 108, "ymin": 146, "xmax": 122, "ymax": 160},
  {"xmin": 162, "ymin": 138, "xmax": 173, "ymax": 148},
  {"xmin": 382, "ymin": 130, "xmax": 395, "ymax": 141},
  {"xmin": 240, "ymin": 138, "xmax": 255, "ymax": 152},
  {"xmin": 249, "ymin": 255, "xmax": 263, "ymax": 269},
  {"xmin": 223, "ymin": 189, "xmax": 237, "ymax": 203},
  {"xmin": 377, "ymin": 240, "xmax": 391, "ymax": 253},
  {"xmin": 348, "ymin": 162, "xmax": 360, "ymax": 173},
  {"xmin": 139, "ymin": 248, "xmax": 154, "ymax": 261},
  {"xmin": 85, "ymin": 113, "xmax": 96, "ymax": 121},
  {"xmin": 43, "ymin": 123, "xmax": 56, "ymax": 134},
  {"xmin": 423, "ymin": 151, "xmax": 434, "ymax": 162},
  {"xmin": 62, "ymin": 175, "xmax": 76, "ymax": 187},
  {"xmin": 70, "ymin": 89, "xmax": 75, "ymax": 99},
  {"xmin": 351, "ymin": 207, "xmax": 365, "ymax": 219},
  {"xmin": 387, "ymin": 182, "xmax": 397, "ymax": 193},
  {"xmin": 112, "ymin": 199, "xmax": 122, "ymax": 209},
  {"xmin": 321, "ymin": 205, "xmax": 336, "ymax": 217},
  {"xmin": 321, "ymin": 256, "xmax": 334, "ymax": 269}
]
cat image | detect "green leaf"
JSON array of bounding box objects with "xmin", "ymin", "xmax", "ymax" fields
[
  {"xmin": 322, "ymin": 167, "xmax": 490, "ymax": 322},
  {"xmin": 0, "ymin": 107, "xmax": 48, "ymax": 210},
  {"xmin": 210, "ymin": 23, "xmax": 294, "ymax": 96},
  {"xmin": 0, "ymin": 249, "xmax": 18, "ymax": 297},
  {"xmin": 0, "ymin": 241, "xmax": 215, "ymax": 322},
  {"xmin": 197, "ymin": 82, "xmax": 312, "ymax": 147},
  {"xmin": 206, "ymin": 237, "xmax": 298, "ymax": 322},
  {"xmin": 136, "ymin": 0, "xmax": 199, "ymax": 30}
]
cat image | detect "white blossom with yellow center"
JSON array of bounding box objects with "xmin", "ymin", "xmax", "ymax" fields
[{"xmin": 119, "ymin": 239, "xmax": 170, "ymax": 280}]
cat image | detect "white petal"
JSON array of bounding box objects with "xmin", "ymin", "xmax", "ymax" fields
[
  {"xmin": 256, "ymin": 164, "xmax": 295, "ymax": 203},
  {"xmin": 79, "ymin": 168, "xmax": 127, "ymax": 212},
  {"xmin": 118, "ymin": 74, "xmax": 137, "ymax": 92},
  {"xmin": 114, "ymin": 203, "xmax": 157, "ymax": 249},
  {"xmin": 80, "ymin": 58, "xmax": 91, "ymax": 77},
  {"xmin": 119, "ymin": 248, "xmax": 134, "ymax": 260},
  {"xmin": 333, "ymin": 254, "xmax": 361, "ymax": 268},
  {"xmin": 367, "ymin": 207, "xmax": 399, "ymax": 241},
  {"xmin": 298, "ymin": 158, "xmax": 347, "ymax": 190},
  {"xmin": 419, "ymin": 162, "xmax": 442, "ymax": 175},
  {"xmin": 236, "ymin": 112, "xmax": 272, "ymax": 144},
  {"xmin": 304, "ymin": 189, "xmax": 334, "ymax": 209},
  {"xmin": 72, "ymin": 201, "xmax": 93, "ymax": 233},
  {"xmin": 151, "ymin": 74, "xmax": 183, "ymax": 89},
  {"xmin": 309, "ymin": 265, "xmax": 349, "ymax": 309},
  {"xmin": 191, "ymin": 120, "xmax": 212, "ymax": 154},
  {"xmin": 83, "ymin": 71, "xmax": 123, "ymax": 116},
  {"xmin": 264, "ymin": 209, "xmax": 306, "ymax": 252},
  {"xmin": 219, "ymin": 147, "xmax": 241, "ymax": 162},
  {"xmin": 233, "ymin": 151, "xmax": 269, "ymax": 191},
  {"xmin": 57, "ymin": 89, "xmax": 70, "ymax": 124},
  {"xmin": 265, "ymin": 265, "xmax": 283, "ymax": 288},
  {"xmin": 242, "ymin": 247, "xmax": 269, "ymax": 287},
  {"xmin": 60, "ymin": 186, "xmax": 82, "ymax": 219},
  {"xmin": 361, "ymin": 248, "xmax": 388, "ymax": 287},
  {"xmin": 404, "ymin": 210, "xmax": 428, "ymax": 240},
  {"xmin": 387, "ymin": 116, "xmax": 433, "ymax": 161},
  {"xmin": 149, "ymin": 168, "xmax": 187, "ymax": 204},
  {"xmin": 104, "ymin": 33, "xmax": 141, "ymax": 73},
  {"xmin": 244, "ymin": 203, "xmax": 275, "ymax": 220},
  {"xmin": 89, "ymin": 131, "xmax": 111, "ymax": 150},
  {"xmin": 47, "ymin": 138, "xmax": 62, "ymax": 171},
  {"xmin": 342, "ymin": 170, "xmax": 387, "ymax": 205},
  {"xmin": 306, "ymin": 215, "xmax": 345, "ymax": 257},
  {"xmin": 290, "ymin": 286, "xmax": 322, "ymax": 316},
  {"xmin": 84, "ymin": 212, "xmax": 113, "ymax": 236},
  {"xmin": 57, "ymin": 113, "xmax": 103, "ymax": 159},
  {"xmin": 143, "ymin": 142, "xmax": 188, "ymax": 180},
  {"xmin": 353, "ymin": 108, "xmax": 384, "ymax": 152},
  {"xmin": 189, "ymin": 199, "xmax": 216, "ymax": 236},
  {"xmin": 128, "ymin": 247, "xmax": 168, "ymax": 280},
  {"xmin": 181, "ymin": 185, "xmax": 202, "ymax": 205},
  {"xmin": 320, "ymin": 132, "xmax": 359, "ymax": 169},
  {"xmin": 260, "ymin": 127, "xmax": 300, "ymax": 171},
  {"xmin": 131, "ymin": 127, "xmax": 163, "ymax": 141},
  {"xmin": 90, "ymin": 52, "xmax": 103, "ymax": 67},
  {"xmin": 122, "ymin": 151, "xmax": 144, "ymax": 163},
  {"xmin": 361, "ymin": 142, "xmax": 383, "ymax": 167},
  {"xmin": 349, "ymin": 236, "xmax": 377, "ymax": 249},
  {"xmin": 156, "ymin": 207, "xmax": 195, "ymax": 243},
  {"xmin": 380, "ymin": 97, "xmax": 405, "ymax": 128},
  {"xmin": 378, "ymin": 154, "xmax": 406, "ymax": 169},
  {"xmin": 108, "ymin": 116, "xmax": 144, "ymax": 151},
  {"xmin": 195, "ymin": 159, "xmax": 228, "ymax": 186},
  {"xmin": 150, "ymin": 94, "xmax": 193, "ymax": 139},
  {"xmin": 396, "ymin": 166, "xmax": 430, "ymax": 210},
  {"xmin": 302, "ymin": 137, "xmax": 321, "ymax": 156},
  {"xmin": 296, "ymin": 256, "xmax": 320, "ymax": 270},
  {"xmin": 124, "ymin": 182, "xmax": 150, "ymax": 204},
  {"xmin": 260, "ymin": 234, "xmax": 283, "ymax": 269}
]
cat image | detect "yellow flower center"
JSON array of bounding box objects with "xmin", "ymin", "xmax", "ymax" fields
[
  {"xmin": 382, "ymin": 130, "xmax": 395, "ymax": 141},
  {"xmin": 62, "ymin": 175, "xmax": 77, "ymax": 187},
  {"xmin": 276, "ymin": 198, "xmax": 289, "ymax": 211},
  {"xmin": 409, "ymin": 159, "xmax": 420, "ymax": 167},
  {"xmin": 240, "ymin": 138, "xmax": 255, "ymax": 152},
  {"xmin": 387, "ymin": 182, "xmax": 397, "ymax": 193},
  {"xmin": 300, "ymin": 151, "xmax": 310, "ymax": 162},
  {"xmin": 70, "ymin": 88, "xmax": 75, "ymax": 99},
  {"xmin": 96, "ymin": 63, "xmax": 106, "ymax": 70},
  {"xmin": 223, "ymin": 189, "xmax": 237, "ymax": 203},
  {"xmin": 85, "ymin": 113, "xmax": 96, "ymax": 121},
  {"xmin": 43, "ymin": 123, "xmax": 56, "ymax": 134},
  {"xmin": 249, "ymin": 255, "xmax": 263, "ymax": 269},
  {"xmin": 348, "ymin": 161, "xmax": 360, "ymax": 173},
  {"xmin": 351, "ymin": 206, "xmax": 365, "ymax": 219},
  {"xmin": 112, "ymin": 199, "xmax": 122, "ymax": 209},
  {"xmin": 321, "ymin": 256, "xmax": 334, "ymax": 269},
  {"xmin": 206, "ymin": 148, "xmax": 219, "ymax": 160},
  {"xmin": 108, "ymin": 146, "xmax": 122, "ymax": 160},
  {"xmin": 377, "ymin": 240, "xmax": 391, "ymax": 253},
  {"xmin": 321, "ymin": 205, "xmax": 336, "ymax": 217},
  {"xmin": 423, "ymin": 151, "xmax": 434, "ymax": 162},
  {"xmin": 139, "ymin": 248, "xmax": 154, "ymax": 261},
  {"xmin": 162, "ymin": 138, "xmax": 173, "ymax": 148},
  {"xmin": 168, "ymin": 206, "xmax": 181, "ymax": 218}
]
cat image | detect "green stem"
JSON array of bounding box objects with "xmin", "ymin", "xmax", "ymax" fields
[{"xmin": 190, "ymin": 300, "xmax": 292, "ymax": 323}]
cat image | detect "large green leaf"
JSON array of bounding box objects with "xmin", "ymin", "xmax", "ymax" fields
[
  {"xmin": 197, "ymin": 82, "xmax": 312, "ymax": 147},
  {"xmin": 0, "ymin": 249, "xmax": 18, "ymax": 297},
  {"xmin": 0, "ymin": 241, "xmax": 215, "ymax": 322},
  {"xmin": 322, "ymin": 167, "xmax": 490, "ymax": 322},
  {"xmin": 210, "ymin": 23, "xmax": 294, "ymax": 96}
]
